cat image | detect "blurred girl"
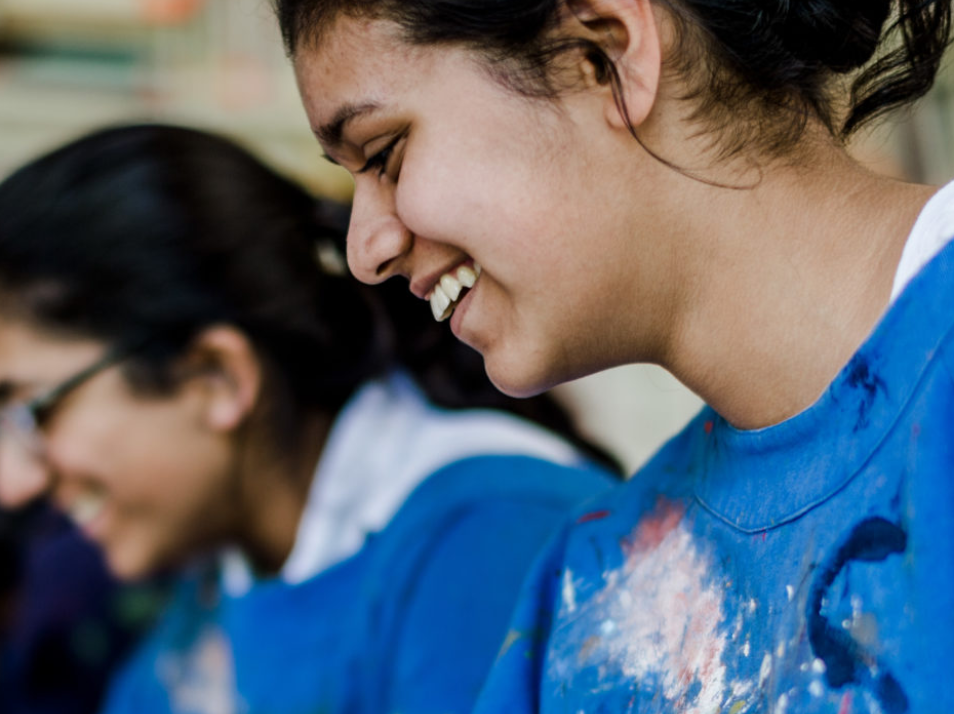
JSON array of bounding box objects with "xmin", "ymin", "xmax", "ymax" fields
[
  {"xmin": 0, "ymin": 124, "xmax": 616, "ymax": 714},
  {"xmin": 280, "ymin": 0, "xmax": 954, "ymax": 711}
]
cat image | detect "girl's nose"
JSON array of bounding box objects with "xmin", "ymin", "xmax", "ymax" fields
[
  {"xmin": 346, "ymin": 183, "xmax": 413, "ymax": 285},
  {"xmin": 0, "ymin": 441, "xmax": 51, "ymax": 508}
]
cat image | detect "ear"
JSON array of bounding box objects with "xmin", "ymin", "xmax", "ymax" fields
[
  {"xmin": 181, "ymin": 326, "xmax": 262, "ymax": 433},
  {"xmin": 567, "ymin": 0, "xmax": 662, "ymax": 131}
]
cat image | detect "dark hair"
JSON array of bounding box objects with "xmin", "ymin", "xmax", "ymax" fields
[
  {"xmin": 276, "ymin": 0, "xmax": 952, "ymax": 155},
  {"xmin": 0, "ymin": 124, "xmax": 621, "ymax": 473},
  {"xmin": 0, "ymin": 124, "xmax": 382, "ymax": 411}
]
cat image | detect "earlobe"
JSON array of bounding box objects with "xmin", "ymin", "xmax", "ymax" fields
[
  {"xmin": 186, "ymin": 326, "xmax": 262, "ymax": 433},
  {"xmin": 568, "ymin": 0, "xmax": 662, "ymax": 131}
]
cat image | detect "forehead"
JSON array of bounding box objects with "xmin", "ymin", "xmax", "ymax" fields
[
  {"xmin": 293, "ymin": 16, "xmax": 473, "ymax": 141},
  {"xmin": 0, "ymin": 315, "xmax": 102, "ymax": 380}
]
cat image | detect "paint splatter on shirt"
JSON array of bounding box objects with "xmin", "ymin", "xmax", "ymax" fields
[{"xmin": 475, "ymin": 235, "xmax": 954, "ymax": 713}]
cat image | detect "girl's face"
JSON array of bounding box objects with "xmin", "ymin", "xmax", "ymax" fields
[
  {"xmin": 295, "ymin": 17, "xmax": 660, "ymax": 396},
  {"xmin": 0, "ymin": 317, "xmax": 238, "ymax": 580}
]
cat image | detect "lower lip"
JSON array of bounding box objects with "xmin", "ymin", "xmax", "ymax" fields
[{"xmin": 449, "ymin": 280, "xmax": 479, "ymax": 338}]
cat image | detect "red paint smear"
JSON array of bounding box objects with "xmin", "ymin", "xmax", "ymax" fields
[
  {"xmin": 621, "ymin": 497, "xmax": 685, "ymax": 558},
  {"xmin": 912, "ymin": 424, "xmax": 921, "ymax": 437},
  {"xmin": 838, "ymin": 691, "xmax": 852, "ymax": 714},
  {"xmin": 577, "ymin": 509, "xmax": 612, "ymax": 524},
  {"xmin": 704, "ymin": 420, "xmax": 714, "ymax": 434}
]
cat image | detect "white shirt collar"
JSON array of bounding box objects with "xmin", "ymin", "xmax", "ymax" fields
[{"xmin": 890, "ymin": 179, "xmax": 954, "ymax": 303}]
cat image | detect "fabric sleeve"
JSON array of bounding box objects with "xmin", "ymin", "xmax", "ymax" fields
[
  {"xmin": 97, "ymin": 634, "xmax": 169, "ymax": 714},
  {"xmin": 469, "ymin": 529, "xmax": 568, "ymax": 714},
  {"xmin": 386, "ymin": 504, "xmax": 570, "ymax": 714},
  {"xmin": 371, "ymin": 456, "xmax": 610, "ymax": 714}
]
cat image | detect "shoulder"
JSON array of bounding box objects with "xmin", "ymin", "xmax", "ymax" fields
[
  {"xmin": 358, "ymin": 448, "xmax": 616, "ymax": 576},
  {"xmin": 880, "ymin": 232, "xmax": 954, "ymax": 394},
  {"xmin": 358, "ymin": 456, "xmax": 614, "ymax": 713},
  {"xmin": 399, "ymin": 453, "xmax": 615, "ymax": 517},
  {"xmin": 369, "ymin": 453, "xmax": 616, "ymax": 575}
]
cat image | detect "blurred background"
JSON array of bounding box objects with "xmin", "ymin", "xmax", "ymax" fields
[{"xmin": 0, "ymin": 0, "xmax": 952, "ymax": 473}]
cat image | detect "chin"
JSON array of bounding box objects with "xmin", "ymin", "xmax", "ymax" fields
[
  {"xmin": 483, "ymin": 351, "xmax": 562, "ymax": 399},
  {"xmin": 483, "ymin": 338, "xmax": 608, "ymax": 398},
  {"xmin": 104, "ymin": 548, "xmax": 158, "ymax": 582}
]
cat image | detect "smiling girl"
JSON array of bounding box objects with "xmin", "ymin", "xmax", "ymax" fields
[
  {"xmin": 0, "ymin": 123, "xmax": 617, "ymax": 714},
  {"xmin": 279, "ymin": 0, "xmax": 954, "ymax": 711}
]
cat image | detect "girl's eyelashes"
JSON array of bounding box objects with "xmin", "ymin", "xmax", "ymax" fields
[{"xmin": 357, "ymin": 134, "xmax": 404, "ymax": 178}]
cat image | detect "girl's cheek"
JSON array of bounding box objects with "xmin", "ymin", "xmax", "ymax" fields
[
  {"xmin": 0, "ymin": 447, "xmax": 50, "ymax": 507},
  {"xmin": 393, "ymin": 165, "xmax": 427, "ymax": 230},
  {"xmin": 395, "ymin": 149, "xmax": 462, "ymax": 235}
]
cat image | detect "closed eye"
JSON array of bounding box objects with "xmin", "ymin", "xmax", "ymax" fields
[{"xmin": 357, "ymin": 134, "xmax": 403, "ymax": 178}]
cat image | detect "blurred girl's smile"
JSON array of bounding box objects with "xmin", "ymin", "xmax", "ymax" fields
[{"xmin": 0, "ymin": 316, "xmax": 248, "ymax": 580}]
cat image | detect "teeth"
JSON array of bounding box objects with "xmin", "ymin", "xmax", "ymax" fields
[
  {"xmin": 428, "ymin": 263, "xmax": 482, "ymax": 322},
  {"xmin": 440, "ymin": 273, "xmax": 462, "ymax": 302},
  {"xmin": 430, "ymin": 284, "xmax": 451, "ymax": 321},
  {"xmin": 457, "ymin": 266, "xmax": 476, "ymax": 288},
  {"xmin": 69, "ymin": 491, "xmax": 105, "ymax": 527}
]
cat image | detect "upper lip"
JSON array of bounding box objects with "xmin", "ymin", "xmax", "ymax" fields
[{"xmin": 411, "ymin": 258, "xmax": 474, "ymax": 300}]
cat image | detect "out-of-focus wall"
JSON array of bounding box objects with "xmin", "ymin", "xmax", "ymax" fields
[
  {"xmin": 0, "ymin": 0, "xmax": 352, "ymax": 199},
  {"xmin": 1, "ymin": 0, "xmax": 952, "ymax": 473}
]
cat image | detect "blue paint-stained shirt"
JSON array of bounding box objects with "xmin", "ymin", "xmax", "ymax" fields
[
  {"xmin": 99, "ymin": 455, "xmax": 614, "ymax": 714},
  {"xmin": 475, "ymin": 240, "xmax": 954, "ymax": 712}
]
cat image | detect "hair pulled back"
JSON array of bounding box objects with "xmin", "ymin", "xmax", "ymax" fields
[
  {"xmin": 0, "ymin": 124, "xmax": 382, "ymax": 413},
  {"xmin": 0, "ymin": 124, "xmax": 620, "ymax": 472},
  {"xmin": 277, "ymin": 0, "xmax": 952, "ymax": 152},
  {"xmin": 674, "ymin": 0, "xmax": 952, "ymax": 149}
]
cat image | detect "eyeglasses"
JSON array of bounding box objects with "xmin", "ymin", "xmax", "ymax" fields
[{"xmin": 0, "ymin": 348, "xmax": 129, "ymax": 458}]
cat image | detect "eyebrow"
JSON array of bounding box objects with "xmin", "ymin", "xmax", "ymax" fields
[{"xmin": 315, "ymin": 101, "xmax": 381, "ymax": 150}]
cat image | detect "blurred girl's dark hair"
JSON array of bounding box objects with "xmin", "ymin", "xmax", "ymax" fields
[
  {"xmin": 275, "ymin": 0, "xmax": 952, "ymax": 156},
  {"xmin": 0, "ymin": 124, "xmax": 620, "ymax": 473}
]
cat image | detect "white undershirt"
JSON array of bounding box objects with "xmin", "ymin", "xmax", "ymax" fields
[
  {"xmin": 890, "ymin": 179, "xmax": 954, "ymax": 303},
  {"xmin": 221, "ymin": 371, "xmax": 581, "ymax": 596}
]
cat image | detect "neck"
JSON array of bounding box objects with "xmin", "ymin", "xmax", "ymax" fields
[
  {"xmin": 641, "ymin": 139, "xmax": 936, "ymax": 429},
  {"xmin": 231, "ymin": 409, "xmax": 333, "ymax": 575}
]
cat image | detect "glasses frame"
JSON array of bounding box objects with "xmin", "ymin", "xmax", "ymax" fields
[{"xmin": 0, "ymin": 348, "xmax": 130, "ymax": 456}]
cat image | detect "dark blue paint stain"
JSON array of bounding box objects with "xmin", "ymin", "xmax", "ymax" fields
[
  {"xmin": 589, "ymin": 536, "xmax": 606, "ymax": 575},
  {"xmin": 807, "ymin": 517, "xmax": 908, "ymax": 713},
  {"xmin": 845, "ymin": 356, "xmax": 888, "ymax": 431}
]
